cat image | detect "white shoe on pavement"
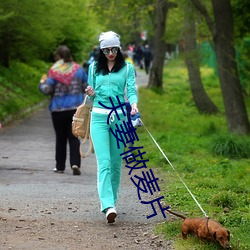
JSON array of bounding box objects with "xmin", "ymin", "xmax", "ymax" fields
[
  {"xmin": 105, "ymin": 207, "xmax": 117, "ymax": 223},
  {"xmin": 53, "ymin": 168, "xmax": 64, "ymax": 173},
  {"xmin": 72, "ymin": 165, "xmax": 81, "ymax": 175}
]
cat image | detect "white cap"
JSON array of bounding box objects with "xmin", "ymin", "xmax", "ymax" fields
[{"xmin": 99, "ymin": 31, "xmax": 121, "ymax": 49}]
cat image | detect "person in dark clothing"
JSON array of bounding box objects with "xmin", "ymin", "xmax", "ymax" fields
[
  {"xmin": 87, "ymin": 46, "xmax": 99, "ymax": 67},
  {"xmin": 134, "ymin": 45, "xmax": 144, "ymax": 69},
  {"xmin": 39, "ymin": 45, "xmax": 88, "ymax": 175},
  {"xmin": 143, "ymin": 44, "xmax": 152, "ymax": 74}
]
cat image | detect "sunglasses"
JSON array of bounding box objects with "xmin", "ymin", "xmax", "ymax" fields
[{"xmin": 102, "ymin": 47, "xmax": 119, "ymax": 55}]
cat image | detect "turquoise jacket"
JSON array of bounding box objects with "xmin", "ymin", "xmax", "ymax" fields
[{"xmin": 87, "ymin": 62, "xmax": 138, "ymax": 109}]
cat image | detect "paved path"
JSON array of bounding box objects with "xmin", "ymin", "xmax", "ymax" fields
[
  {"xmin": 0, "ymin": 71, "xmax": 173, "ymax": 249},
  {"xmin": 135, "ymin": 69, "xmax": 149, "ymax": 88},
  {"xmin": 0, "ymin": 103, "xmax": 160, "ymax": 223},
  {"xmin": 0, "ymin": 68, "xmax": 151, "ymax": 223}
]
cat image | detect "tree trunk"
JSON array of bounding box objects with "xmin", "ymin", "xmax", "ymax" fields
[
  {"xmin": 212, "ymin": 0, "xmax": 250, "ymax": 134},
  {"xmin": 147, "ymin": 0, "xmax": 168, "ymax": 89},
  {"xmin": 191, "ymin": 0, "xmax": 250, "ymax": 134},
  {"xmin": 184, "ymin": 4, "xmax": 218, "ymax": 114}
]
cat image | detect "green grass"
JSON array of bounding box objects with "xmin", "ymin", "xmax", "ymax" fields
[
  {"xmin": 136, "ymin": 58, "xmax": 250, "ymax": 250},
  {"xmin": 0, "ymin": 60, "xmax": 50, "ymax": 123}
]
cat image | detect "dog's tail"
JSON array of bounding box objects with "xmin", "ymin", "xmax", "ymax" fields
[{"xmin": 166, "ymin": 209, "xmax": 187, "ymax": 220}]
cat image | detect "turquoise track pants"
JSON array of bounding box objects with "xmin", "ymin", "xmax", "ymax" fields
[{"xmin": 90, "ymin": 111, "xmax": 126, "ymax": 212}]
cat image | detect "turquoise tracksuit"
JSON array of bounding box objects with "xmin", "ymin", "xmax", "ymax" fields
[{"xmin": 88, "ymin": 62, "xmax": 137, "ymax": 212}]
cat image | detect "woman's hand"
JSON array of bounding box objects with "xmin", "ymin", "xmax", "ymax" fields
[
  {"xmin": 131, "ymin": 103, "xmax": 138, "ymax": 116},
  {"xmin": 40, "ymin": 74, "xmax": 47, "ymax": 83},
  {"xmin": 85, "ymin": 86, "xmax": 96, "ymax": 97}
]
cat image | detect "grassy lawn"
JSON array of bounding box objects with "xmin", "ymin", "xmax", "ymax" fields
[
  {"xmin": 0, "ymin": 60, "xmax": 49, "ymax": 123},
  {"xmin": 136, "ymin": 58, "xmax": 250, "ymax": 250}
]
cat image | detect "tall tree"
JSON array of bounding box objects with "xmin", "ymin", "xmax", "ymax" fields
[
  {"xmin": 184, "ymin": 1, "xmax": 218, "ymax": 114},
  {"xmin": 232, "ymin": 0, "xmax": 250, "ymax": 96},
  {"xmin": 191, "ymin": 0, "xmax": 250, "ymax": 134},
  {"xmin": 148, "ymin": 0, "xmax": 176, "ymax": 89}
]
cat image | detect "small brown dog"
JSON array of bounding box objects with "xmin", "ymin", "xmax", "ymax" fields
[{"xmin": 166, "ymin": 209, "xmax": 231, "ymax": 249}]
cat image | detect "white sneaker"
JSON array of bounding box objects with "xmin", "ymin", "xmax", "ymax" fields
[
  {"xmin": 105, "ymin": 207, "xmax": 117, "ymax": 223},
  {"xmin": 72, "ymin": 165, "xmax": 81, "ymax": 175},
  {"xmin": 53, "ymin": 168, "xmax": 64, "ymax": 173}
]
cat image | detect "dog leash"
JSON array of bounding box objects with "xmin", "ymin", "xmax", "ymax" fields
[{"xmin": 139, "ymin": 118, "xmax": 209, "ymax": 218}]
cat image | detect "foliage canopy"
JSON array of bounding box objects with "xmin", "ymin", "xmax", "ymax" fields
[{"xmin": 0, "ymin": 0, "xmax": 99, "ymax": 66}]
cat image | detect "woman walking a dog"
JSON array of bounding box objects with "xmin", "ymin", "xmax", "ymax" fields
[{"xmin": 85, "ymin": 31, "xmax": 138, "ymax": 223}]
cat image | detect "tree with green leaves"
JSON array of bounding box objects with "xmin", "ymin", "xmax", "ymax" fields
[
  {"xmin": 191, "ymin": 0, "xmax": 250, "ymax": 134},
  {"xmin": 148, "ymin": 0, "xmax": 177, "ymax": 89},
  {"xmin": 232, "ymin": 0, "xmax": 250, "ymax": 96},
  {"xmin": 0, "ymin": 0, "xmax": 99, "ymax": 67},
  {"xmin": 90, "ymin": 0, "xmax": 155, "ymax": 47}
]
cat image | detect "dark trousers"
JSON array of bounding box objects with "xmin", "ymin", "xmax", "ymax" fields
[
  {"xmin": 144, "ymin": 59, "xmax": 151, "ymax": 74},
  {"xmin": 51, "ymin": 110, "xmax": 80, "ymax": 171}
]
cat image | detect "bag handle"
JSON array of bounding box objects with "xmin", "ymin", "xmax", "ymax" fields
[
  {"xmin": 79, "ymin": 112, "xmax": 94, "ymax": 158},
  {"xmin": 83, "ymin": 94, "xmax": 88, "ymax": 105},
  {"xmin": 79, "ymin": 137, "xmax": 94, "ymax": 158},
  {"xmin": 79, "ymin": 95, "xmax": 94, "ymax": 158}
]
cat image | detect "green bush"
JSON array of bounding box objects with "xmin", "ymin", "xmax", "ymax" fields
[
  {"xmin": 210, "ymin": 135, "xmax": 250, "ymax": 159},
  {"xmin": 210, "ymin": 192, "xmax": 238, "ymax": 209},
  {"xmin": 0, "ymin": 60, "xmax": 49, "ymax": 123}
]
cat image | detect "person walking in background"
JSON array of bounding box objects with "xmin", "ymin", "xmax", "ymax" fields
[
  {"xmin": 84, "ymin": 46, "xmax": 99, "ymax": 72},
  {"xmin": 39, "ymin": 45, "xmax": 88, "ymax": 175},
  {"xmin": 123, "ymin": 51, "xmax": 136, "ymax": 76},
  {"xmin": 134, "ymin": 44, "xmax": 144, "ymax": 69},
  {"xmin": 85, "ymin": 31, "xmax": 138, "ymax": 223},
  {"xmin": 88, "ymin": 46, "xmax": 99, "ymax": 64},
  {"xmin": 143, "ymin": 44, "xmax": 153, "ymax": 74}
]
